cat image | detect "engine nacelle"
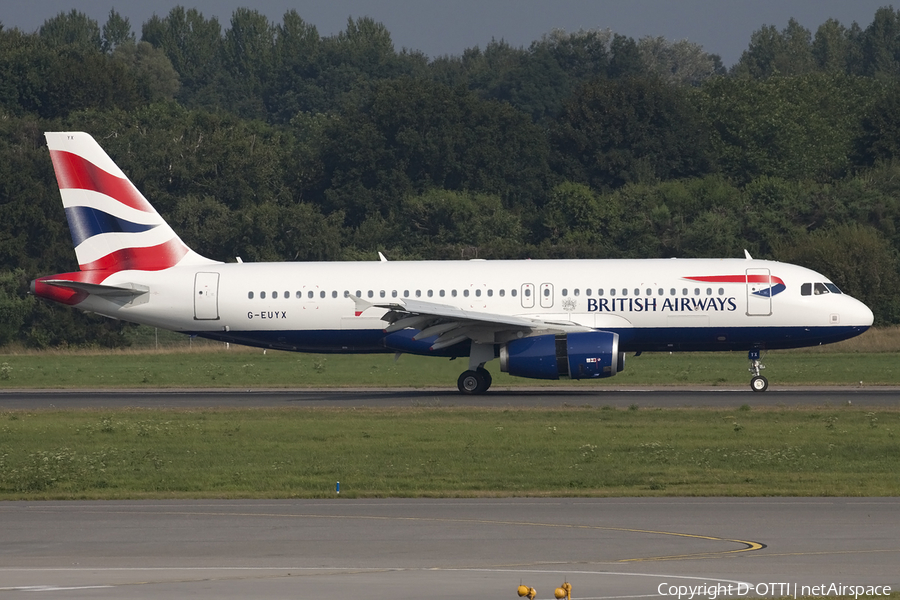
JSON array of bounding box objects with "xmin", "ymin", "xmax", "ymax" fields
[{"xmin": 499, "ymin": 331, "xmax": 623, "ymax": 380}]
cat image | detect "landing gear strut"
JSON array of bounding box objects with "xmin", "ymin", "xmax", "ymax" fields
[
  {"xmin": 748, "ymin": 349, "xmax": 768, "ymax": 392},
  {"xmin": 457, "ymin": 367, "xmax": 492, "ymax": 395}
]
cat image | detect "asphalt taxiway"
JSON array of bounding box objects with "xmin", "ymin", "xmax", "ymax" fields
[{"xmin": 1, "ymin": 498, "xmax": 897, "ymax": 599}]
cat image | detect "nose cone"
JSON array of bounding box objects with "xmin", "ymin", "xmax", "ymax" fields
[{"xmin": 847, "ymin": 296, "xmax": 874, "ymax": 328}]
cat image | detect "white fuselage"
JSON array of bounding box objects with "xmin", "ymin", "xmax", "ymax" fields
[{"xmin": 75, "ymin": 257, "xmax": 874, "ymax": 355}]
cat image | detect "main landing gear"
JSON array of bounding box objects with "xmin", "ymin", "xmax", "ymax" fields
[
  {"xmin": 457, "ymin": 341, "xmax": 495, "ymax": 395},
  {"xmin": 457, "ymin": 367, "xmax": 492, "ymax": 395},
  {"xmin": 748, "ymin": 349, "xmax": 768, "ymax": 392}
]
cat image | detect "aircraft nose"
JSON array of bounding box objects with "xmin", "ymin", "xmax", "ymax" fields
[{"xmin": 849, "ymin": 297, "xmax": 874, "ymax": 327}]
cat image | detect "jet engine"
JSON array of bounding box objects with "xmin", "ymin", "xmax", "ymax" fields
[{"xmin": 499, "ymin": 331, "xmax": 623, "ymax": 380}]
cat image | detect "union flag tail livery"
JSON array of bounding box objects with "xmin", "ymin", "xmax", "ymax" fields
[
  {"xmin": 45, "ymin": 132, "xmax": 215, "ymax": 273},
  {"xmin": 32, "ymin": 132, "xmax": 874, "ymax": 394}
]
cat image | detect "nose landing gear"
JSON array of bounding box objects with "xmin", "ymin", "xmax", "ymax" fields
[{"xmin": 749, "ymin": 349, "xmax": 768, "ymax": 392}]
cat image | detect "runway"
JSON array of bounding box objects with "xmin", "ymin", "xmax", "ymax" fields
[
  {"xmin": 0, "ymin": 498, "xmax": 897, "ymax": 599},
  {"xmin": 1, "ymin": 386, "xmax": 899, "ymax": 409}
]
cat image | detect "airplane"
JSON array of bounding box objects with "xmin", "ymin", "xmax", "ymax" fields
[{"xmin": 31, "ymin": 132, "xmax": 874, "ymax": 394}]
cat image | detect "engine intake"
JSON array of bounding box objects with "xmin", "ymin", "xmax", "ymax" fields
[{"xmin": 499, "ymin": 331, "xmax": 623, "ymax": 380}]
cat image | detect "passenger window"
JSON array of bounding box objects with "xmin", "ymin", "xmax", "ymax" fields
[
  {"xmin": 670, "ymin": 288, "xmax": 676, "ymax": 295},
  {"xmin": 428, "ymin": 290, "xmax": 433, "ymax": 297},
  {"xmin": 272, "ymin": 291, "xmax": 278, "ymax": 299},
  {"xmin": 344, "ymin": 291, "xmax": 350, "ymax": 298},
  {"xmin": 367, "ymin": 290, "xmax": 373, "ymax": 298},
  {"xmin": 309, "ymin": 291, "xmax": 315, "ymax": 299},
  {"xmin": 440, "ymin": 290, "xmax": 445, "ymax": 297},
  {"xmin": 562, "ymin": 288, "xmax": 568, "ymax": 296},
  {"xmin": 574, "ymin": 289, "xmax": 579, "ymax": 297},
  {"xmin": 261, "ymin": 291, "xmax": 266, "ymax": 299},
  {"xmin": 248, "ymin": 291, "xmax": 254, "ymax": 299},
  {"xmin": 464, "ymin": 290, "xmax": 470, "ymax": 297},
  {"xmin": 718, "ymin": 288, "xmax": 724, "ymax": 295},
  {"xmin": 706, "ymin": 288, "xmax": 712, "ymax": 296},
  {"xmin": 645, "ymin": 288, "xmax": 651, "ymax": 296},
  {"xmin": 452, "ymin": 290, "xmax": 458, "ymax": 297},
  {"xmin": 320, "ymin": 291, "xmax": 325, "ymax": 298},
  {"xmin": 601, "ymin": 289, "xmax": 607, "ymax": 296},
  {"xmin": 487, "ymin": 289, "xmax": 493, "ymax": 297},
  {"xmin": 585, "ymin": 289, "xmax": 591, "ymax": 297},
  {"xmin": 332, "ymin": 291, "xmax": 338, "ymax": 298},
  {"xmin": 380, "ymin": 290, "xmax": 386, "ymax": 298},
  {"xmin": 499, "ymin": 289, "xmax": 505, "ymax": 297},
  {"xmin": 511, "ymin": 289, "xmax": 517, "ymax": 297},
  {"xmin": 475, "ymin": 289, "xmax": 481, "ymax": 297},
  {"xmin": 621, "ymin": 289, "xmax": 627, "ymax": 296},
  {"xmin": 416, "ymin": 290, "xmax": 421, "ymax": 297},
  {"xmin": 296, "ymin": 291, "xmax": 302, "ymax": 299},
  {"xmin": 392, "ymin": 290, "xmax": 398, "ymax": 298},
  {"xmin": 694, "ymin": 288, "xmax": 700, "ymax": 295},
  {"xmin": 682, "ymin": 288, "xmax": 688, "ymax": 295},
  {"xmin": 404, "ymin": 290, "xmax": 409, "ymax": 297},
  {"xmin": 356, "ymin": 290, "xmax": 362, "ymax": 297},
  {"xmin": 524, "ymin": 288, "xmax": 530, "ymax": 297},
  {"xmin": 634, "ymin": 288, "xmax": 639, "ymax": 296}
]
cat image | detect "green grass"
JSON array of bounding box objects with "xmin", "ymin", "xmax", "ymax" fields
[
  {"xmin": 0, "ymin": 406, "xmax": 897, "ymax": 500},
  {"xmin": 1, "ymin": 347, "xmax": 898, "ymax": 388}
]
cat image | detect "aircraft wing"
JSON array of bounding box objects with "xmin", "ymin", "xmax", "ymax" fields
[{"xmin": 352, "ymin": 296, "xmax": 592, "ymax": 349}]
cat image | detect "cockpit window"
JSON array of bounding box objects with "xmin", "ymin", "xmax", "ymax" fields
[
  {"xmin": 801, "ymin": 283, "xmax": 812, "ymax": 296},
  {"xmin": 803, "ymin": 282, "xmax": 840, "ymax": 296},
  {"xmin": 814, "ymin": 283, "xmax": 829, "ymax": 295},
  {"xmin": 825, "ymin": 283, "xmax": 842, "ymax": 294}
]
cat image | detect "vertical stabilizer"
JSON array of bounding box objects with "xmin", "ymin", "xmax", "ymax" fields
[{"xmin": 44, "ymin": 132, "xmax": 218, "ymax": 272}]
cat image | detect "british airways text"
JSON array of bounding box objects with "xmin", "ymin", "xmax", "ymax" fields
[{"xmin": 587, "ymin": 297, "xmax": 738, "ymax": 313}]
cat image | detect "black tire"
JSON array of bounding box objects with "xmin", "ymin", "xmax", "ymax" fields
[
  {"xmin": 476, "ymin": 367, "xmax": 492, "ymax": 391},
  {"xmin": 750, "ymin": 375, "xmax": 769, "ymax": 392},
  {"xmin": 457, "ymin": 370, "xmax": 486, "ymax": 395}
]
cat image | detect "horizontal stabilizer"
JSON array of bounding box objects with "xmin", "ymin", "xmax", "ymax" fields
[{"xmin": 41, "ymin": 279, "xmax": 149, "ymax": 298}]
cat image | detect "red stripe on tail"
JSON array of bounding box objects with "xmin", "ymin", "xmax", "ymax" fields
[
  {"xmin": 49, "ymin": 149, "xmax": 154, "ymax": 213},
  {"xmin": 79, "ymin": 238, "xmax": 189, "ymax": 272}
]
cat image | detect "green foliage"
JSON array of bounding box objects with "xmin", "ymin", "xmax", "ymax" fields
[
  {"xmin": 551, "ymin": 78, "xmax": 712, "ymax": 190},
  {"xmin": 700, "ymin": 73, "xmax": 876, "ymax": 182}
]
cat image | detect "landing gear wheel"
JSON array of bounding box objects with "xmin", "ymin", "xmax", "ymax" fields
[
  {"xmin": 458, "ymin": 369, "xmax": 488, "ymax": 395},
  {"xmin": 750, "ymin": 375, "xmax": 769, "ymax": 392},
  {"xmin": 476, "ymin": 367, "xmax": 492, "ymax": 391}
]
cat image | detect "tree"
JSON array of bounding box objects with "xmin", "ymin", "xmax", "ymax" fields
[
  {"xmin": 637, "ymin": 36, "xmax": 721, "ymax": 86},
  {"xmin": 141, "ymin": 7, "xmax": 223, "ymax": 107},
  {"xmin": 102, "ymin": 9, "xmax": 134, "ymax": 53},
  {"xmin": 861, "ymin": 7, "xmax": 900, "ymax": 77},
  {"xmin": 812, "ymin": 19, "xmax": 850, "ymax": 73},
  {"xmin": 551, "ymin": 77, "xmax": 712, "ymax": 190},
  {"xmin": 39, "ymin": 10, "xmax": 101, "ymax": 51},
  {"xmin": 733, "ymin": 18, "xmax": 814, "ymax": 77}
]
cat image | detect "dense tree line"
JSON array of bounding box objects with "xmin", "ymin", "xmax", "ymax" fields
[{"xmin": 1, "ymin": 7, "xmax": 899, "ymax": 348}]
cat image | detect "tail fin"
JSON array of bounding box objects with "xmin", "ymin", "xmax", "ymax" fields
[{"xmin": 44, "ymin": 132, "xmax": 217, "ymax": 272}]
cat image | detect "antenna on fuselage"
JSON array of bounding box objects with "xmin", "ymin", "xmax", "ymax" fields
[{"xmin": 744, "ymin": 249, "xmax": 753, "ymax": 260}]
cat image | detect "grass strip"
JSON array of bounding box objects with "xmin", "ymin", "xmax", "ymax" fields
[
  {"xmin": 1, "ymin": 406, "xmax": 897, "ymax": 500},
  {"xmin": 1, "ymin": 349, "xmax": 899, "ymax": 388}
]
